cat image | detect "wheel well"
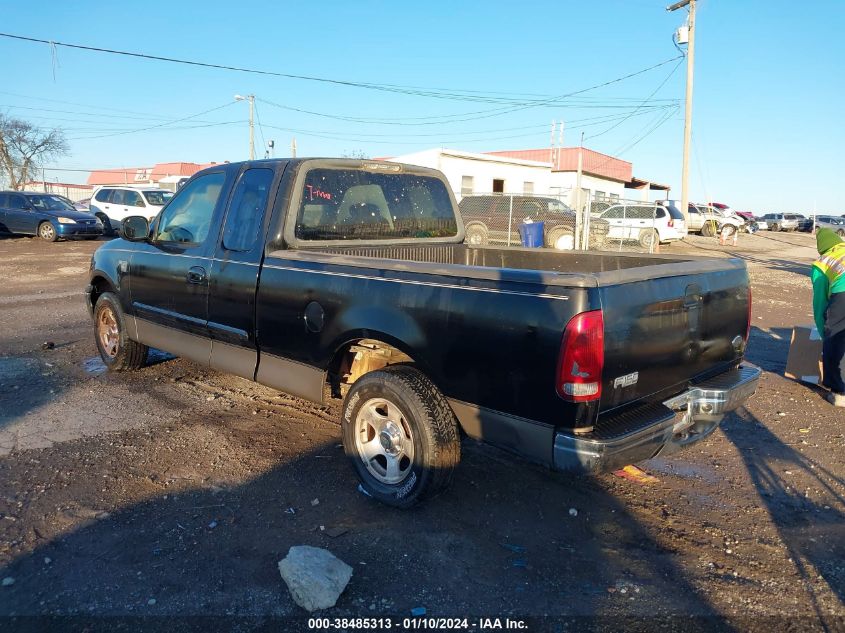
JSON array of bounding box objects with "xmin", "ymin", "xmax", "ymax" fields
[
  {"xmin": 327, "ymin": 338, "xmax": 415, "ymax": 398},
  {"xmin": 89, "ymin": 276, "xmax": 116, "ymax": 308}
]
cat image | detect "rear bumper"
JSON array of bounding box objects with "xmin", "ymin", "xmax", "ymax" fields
[{"xmin": 553, "ymin": 363, "xmax": 762, "ymax": 473}]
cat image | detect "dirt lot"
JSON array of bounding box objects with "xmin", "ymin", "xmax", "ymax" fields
[{"xmin": 0, "ymin": 232, "xmax": 843, "ymax": 631}]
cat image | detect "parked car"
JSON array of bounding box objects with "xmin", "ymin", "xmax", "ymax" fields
[
  {"xmin": 458, "ymin": 194, "xmax": 609, "ymax": 250},
  {"xmin": 661, "ymin": 200, "xmax": 745, "ymax": 237},
  {"xmin": 793, "ymin": 214, "xmax": 814, "ymax": 232},
  {"xmin": 0, "ymin": 191, "xmax": 103, "ymax": 241},
  {"xmin": 89, "ymin": 186, "xmax": 173, "ymax": 235},
  {"xmin": 753, "ymin": 216, "xmax": 769, "ymax": 231},
  {"xmin": 760, "ymin": 213, "xmax": 800, "ymax": 232},
  {"xmin": 814, "ymin": 215, "xmax": 845, "ymax": 236},
  {"xmin": 592, "ymin": 203, "xmax": 685, "ymax": 248},
  {"xmin": 87, "ymin": 158, "xmax": 760, "ymax": 507}
]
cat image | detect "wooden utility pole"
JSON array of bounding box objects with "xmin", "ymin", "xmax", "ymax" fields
[{"xmin": 667, "ymin": 0, "xmax": 695, "ymax": 222}]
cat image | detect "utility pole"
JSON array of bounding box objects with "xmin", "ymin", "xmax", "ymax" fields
[
  {"xmin": 575, "ymin": 132, "xmax": 585, "ymax": 249},
  {"xmin": 667, "ymin": 0, "xmax": 695, "ymax": 223},
  {"xmin": 234, "ymin": 94, "xmax": 255, "ymax": 159}
]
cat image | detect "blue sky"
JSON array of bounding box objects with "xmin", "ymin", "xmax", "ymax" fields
[{"xmin": 1, "ymin": 0, "xmax": 842, "ymax": 212}]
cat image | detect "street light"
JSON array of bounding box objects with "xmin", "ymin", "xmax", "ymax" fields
[{"xmin": 234, "ymin": 94, "xmax": 255, "ymax": 160}]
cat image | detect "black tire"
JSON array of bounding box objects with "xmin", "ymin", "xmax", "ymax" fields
[
  {"xmin": 341, "ymin": 365, "xmax": 460, "ymax": 508},
  {"xmin": 839, "ymin": 229, "xmax": 845, "ymax": 238},
  {"xmin": 546, "ymin": 226, "xmax": 575, "ymax": 250},
  {"xmin": 464, "ymin": 223, "xmax": 488, "ymax": 246},
  {"xmin": 638, "ymin": 228, "xmax": 659, "ymax": 249},
  {"xmin": 770, "ymin": 223, "xmax": 780, "ymax": 232},
  {"xmin": 38, "ymin": 222, "xmax": 59, "ymax": 242},
  {"xmin": 96, "ymin": 214, "xmax": 116, "ymax": 237},
  {"xmin": 700, "ymin": 222, "xmax": 716, "ymax": 238},
  {"xmin": 93, "ymin": 292, "xmax": 148, "ymax": 371}
]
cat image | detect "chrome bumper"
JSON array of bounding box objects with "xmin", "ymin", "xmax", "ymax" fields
[{"xmin": 553, "ymin": 364, "xmax": 762, "ymax": 473}]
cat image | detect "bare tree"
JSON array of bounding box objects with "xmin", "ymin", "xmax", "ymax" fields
[{"xmin": 0, "ymin": 115, "xmax": 69, "ymax": 190}]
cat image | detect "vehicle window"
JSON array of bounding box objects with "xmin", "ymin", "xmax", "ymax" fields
[
  {"xmin": 294, "ymin": 168, "xmax": 457, "ymax": 241},
  {"xmin": 222, "ymin": 168, "xmax": 273, "ymax": 252},
  {"xmin": 155, "ymin": 172, "xmax": 225, "ymax": 245},
  {"xmin": 602, "ymin": 206, "xmax": 624, "ymax": 219},
  {"xmin": 0, "ymin": 194, "xmax": 7, "ymax": 207},
  {"xmin": 94, "ymin": 189, "xmax": 112, "ymax": 203},
  {"xmin": 624, "ymin": 206, "xmax": 658, "ymax": 220},
  {"xmin": 666, "ymin": 206, "xmax": 685, "ymax": 220},
  {"xmin": 123, "ymin": 190, "xmax": 145, "ymax": 207},
  {"xmin": 143, "ymin": 191, "xmax": 173, "ymax": 206},
  {"xmin": 688, "ymin": 206, "xmax": 700, "ymax": 215},
  {"xmin": 111, "ymin": 190, "xmax": 126, "ymax": 205},
  {"xmin": 520, "ymin": 198, "xmax": 544, "ymax": 216},
  {"xmin": 655, "ymin": 207, "xmax": 666, "ymax": 219},
  {"xmin": 9, "ymin": 195, "xmax": 27, "ymax": 210},
  {"xmin": 27, "ymin": 195, "xmax": 74, "ymax": 211}
]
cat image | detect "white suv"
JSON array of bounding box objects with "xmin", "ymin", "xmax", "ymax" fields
[
  {"xmin": 593, "ymin": 203, "xmax": 686, "ymax": 248},
  {"xmin": 89, "ymin": 186, "xmax": 173, "ymax": 235}
]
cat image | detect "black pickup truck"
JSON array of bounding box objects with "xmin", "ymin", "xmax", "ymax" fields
[{"xmin": 86, "ymin": 158, "xmax": 760, "ymax": 507}]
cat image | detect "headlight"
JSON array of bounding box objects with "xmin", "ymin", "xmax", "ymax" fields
[{"xmin": 56, "ymin": 217, "xmax": 77, "ymax": 224}]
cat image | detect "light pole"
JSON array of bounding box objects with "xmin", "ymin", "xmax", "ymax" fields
[
  {"xmin": 234, "ymin": 94, "xmax": 255, "ymax": 160},
  {"xmin": 667, "ymin": 0, "xmax": 695, "ymax": 222}
]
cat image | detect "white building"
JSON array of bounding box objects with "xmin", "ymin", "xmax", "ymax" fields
[{"xmin": 387, "ymin": 147, "xmax": 668, "ymax": 209}]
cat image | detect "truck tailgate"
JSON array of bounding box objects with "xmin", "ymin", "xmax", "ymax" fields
[{"xmin": 597, "ymin": 261, "xmax": 750, "ymax": 414}]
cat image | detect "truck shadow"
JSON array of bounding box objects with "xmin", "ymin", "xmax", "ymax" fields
[
  {"xmin": 721, "ymin": 408, "xmax": 845, "ymax": 626},
  {"xmin": 0, "ymin": 427, "xmax": 734, "ymax": 626},
  {"xmin": 745, "ymin": 326, "xmax": 792, "ymax": 375}
]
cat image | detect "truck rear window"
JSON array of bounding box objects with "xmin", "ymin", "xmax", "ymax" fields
[{"xmin": 294, "ymin": 168, "xmax": 458, "ymax": 241}]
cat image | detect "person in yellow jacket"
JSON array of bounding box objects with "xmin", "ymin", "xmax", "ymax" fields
[{"xmin": 812, "ymin": 228, "xmax": 845, "ymax": 406}]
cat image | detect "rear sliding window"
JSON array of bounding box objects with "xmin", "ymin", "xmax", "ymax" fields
[{"xmin": 294, "ymin": 168, "xmax": 457, "ymax": 241}]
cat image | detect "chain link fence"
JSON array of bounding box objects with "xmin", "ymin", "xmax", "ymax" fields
[{"xmin": 455, "ymin": 191, "xmax": 681, "ymax": 254}]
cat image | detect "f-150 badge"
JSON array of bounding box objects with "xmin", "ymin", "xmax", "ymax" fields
[{"xmin": 613, "ymin": 372, "xmax": 639, "ymax": 389}]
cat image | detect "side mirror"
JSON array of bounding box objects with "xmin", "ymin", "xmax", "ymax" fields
[{"xmin": 122, "ymin": 216, "xmax": 150, "ymax": 241}]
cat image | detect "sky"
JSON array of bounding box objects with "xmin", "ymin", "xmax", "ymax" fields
[{"xmin": 0, "ymin": 0, "xmax": 842, "ymax": 213}]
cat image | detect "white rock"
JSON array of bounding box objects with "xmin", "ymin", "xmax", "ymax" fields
[
  {"xmin": 1, "ymin": 577, "xmax": 14, "ymax": 587},
  {"xmin": 278, "ymin": 546, "xmax": 353, "ymax": 612},
  {"xmin": 568, "ymin": 508, "xmax": 578, "ymax": 517}
]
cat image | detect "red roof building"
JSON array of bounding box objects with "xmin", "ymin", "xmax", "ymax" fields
[
  {"xmin": 485, "ymin": 148, "xmax": 633, "ymax": 183},
  {"xmin": 87, "ymin": 161, "xmax": 223, "ymax": 188}
]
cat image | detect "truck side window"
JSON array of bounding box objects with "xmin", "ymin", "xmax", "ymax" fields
[
  {"xmin": 155, "ymin": 172, "xmax": 225, "ymax": 245},
  {"xmin": 222, "ymin": 168, "xmax": 273, "ymax": 252}
]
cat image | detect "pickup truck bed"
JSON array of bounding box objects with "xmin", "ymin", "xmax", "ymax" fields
[{"xmin": 87, "ymin": 158, "xmax": 759, "ymax": 507}]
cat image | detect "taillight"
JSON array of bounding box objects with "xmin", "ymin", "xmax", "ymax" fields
[
  {"xmin": 667, "ymin": 219, "xmax": 675, "ymax": 228},
  {"xmin": 745, "ymin": 286, "xmax": 752, "ymax": 343},
  {"xmin": 557, "ymin": 310, "xmax": 604, "ymax": 402}
]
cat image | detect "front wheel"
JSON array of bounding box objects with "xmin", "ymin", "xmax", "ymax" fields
[
  {"xmin": 700, "ymin": 222, "xmax": 716, "ymax": 238},
  {"xmin": 38, "ymin": 222, "xmax": 59, "ymax": 242},
  {"xmin": 342, "ymin": 365, "xmax": 460, "ymax": 508},
  {"xmin": 94, "ymin": 292, "xmax": 148, "ymax": 371},
  {"xmin": 770, "ymin": 223, "xmax": 780, "ymax": 232},
  {"xmin": 838, "ymin": 229, "xmax": 845, "ymax": 238}
]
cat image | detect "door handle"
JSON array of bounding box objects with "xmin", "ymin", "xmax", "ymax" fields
[{"xmin": 187, "ymin": 266, "xmax": 207, "ymax": 285}]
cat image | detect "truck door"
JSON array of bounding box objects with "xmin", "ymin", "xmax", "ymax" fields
[
  {"xmin": 207, "ymin": 166, "xmax": 278, "ymax": 378},
  {"xmin": 128, "ymin": 170, "xmax": 230, "ymax": 364}
]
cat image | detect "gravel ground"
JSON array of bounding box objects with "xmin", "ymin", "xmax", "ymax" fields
[{"xmin": 0, "ymin": 232, "xmax": 842, "ymax": 631}]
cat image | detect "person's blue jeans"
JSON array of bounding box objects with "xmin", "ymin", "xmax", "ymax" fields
[{"xmin": 823, "ymin": 292, "xmax": 845, "ymax": 393}]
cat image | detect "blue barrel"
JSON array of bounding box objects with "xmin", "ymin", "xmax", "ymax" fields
[{"xmin": 519, "ymin": 220, "xmax": 545, "ymax": 248}]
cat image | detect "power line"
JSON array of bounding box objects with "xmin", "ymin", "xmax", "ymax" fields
[
  {"xmin": 0, "ymin": 31, "xmax": 681, "ymax": 112},
  {"xmin": 585, "ymin": 58, "xmax": 684, "ymax": 141},
  {"xmin": 66, "ymin": 102, "xmax": 237, "ymax": 140}
]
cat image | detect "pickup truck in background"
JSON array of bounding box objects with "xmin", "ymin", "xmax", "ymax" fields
[{"xmin": 86, "ymin": 158, "xmax": 760, "ymax": 507}]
